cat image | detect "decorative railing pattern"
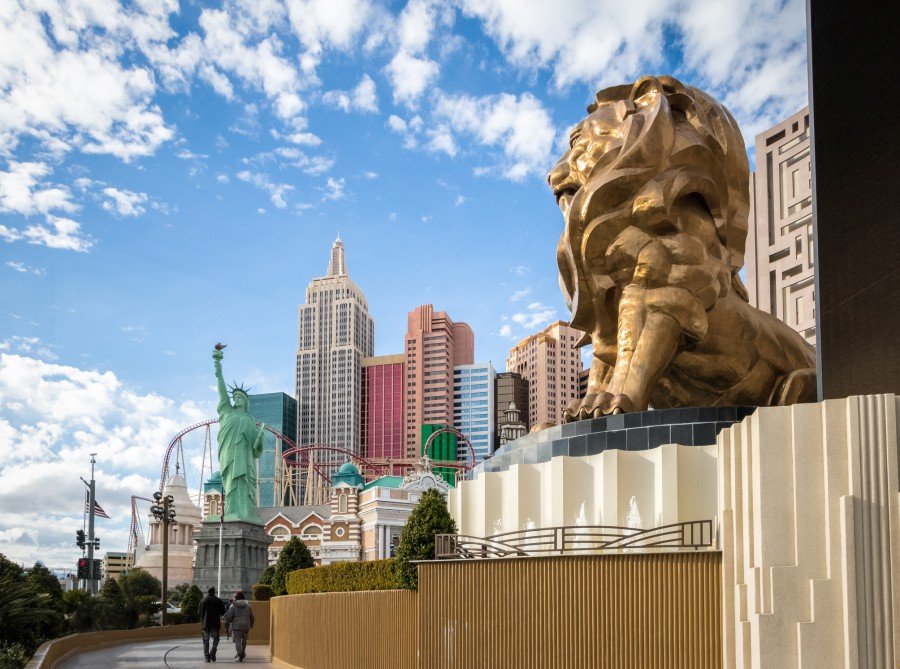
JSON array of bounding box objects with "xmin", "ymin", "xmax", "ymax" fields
[{"xmin": 434, "ymin": 520, "xmax": 714, "ymax": 559}]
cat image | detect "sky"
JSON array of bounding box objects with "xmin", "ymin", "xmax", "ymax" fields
[{"xmin": 0, "ymin": 0, "xmax": 810, "ymax": 570}]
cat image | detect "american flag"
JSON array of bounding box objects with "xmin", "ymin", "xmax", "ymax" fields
[{"xmin": 84, "ymin": 496, "xmax": 110, "ymax": 519}]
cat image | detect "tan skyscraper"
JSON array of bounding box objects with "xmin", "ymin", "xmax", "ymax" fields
[
  {"xmin": 404, "ymin": 305, "xmax": 473, "ymax": 459},
  {"xmin": 506, "ymin": 321, "xmax": 583, "ymax": 427},
  {"xmin": 745, "ymin": 107, "xmax": 816, "ymax": 346},
  {"xmin": 296, "ymin": 238, "xmax": 374, "ymax": 468}
]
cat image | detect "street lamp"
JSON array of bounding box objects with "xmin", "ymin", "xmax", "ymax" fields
[{"xmin": 151, "ymin": 491, "xmax": 177, "ymax": 625}]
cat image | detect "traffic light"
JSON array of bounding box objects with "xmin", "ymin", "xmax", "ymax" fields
[
  {"xmin": 76, "ymin": 529, "xmax": 86, "ymax": 549},
  {"xmin": 76, "ymin": 558, "xmax": 101, "ymax": 580}
]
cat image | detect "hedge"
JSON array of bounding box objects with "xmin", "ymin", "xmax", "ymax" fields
[
  {"xmin": 252, "ymin": 584, "xmax": 275, "ymax": 601},
  {"xmin": 286, "ymin": 559, "xmax": 399, "ymax": 594}
]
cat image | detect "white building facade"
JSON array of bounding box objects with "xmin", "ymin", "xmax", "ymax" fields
[
  {"xmin": 453, "ymin": 362, "xmax": 496, "ymax": 464},
  {"xmin": 296, "ymin": 238, "xmax": 374, "ymax": 480}
]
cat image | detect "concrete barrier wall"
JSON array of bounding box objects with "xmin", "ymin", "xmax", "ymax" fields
[
  {"xmin": 270, "ymin": 590, "xmax": 418, "ymax": 669},
  {"xmin": 25, "ymin": 623, "xmax": 197, "ymax": 669},
  {"xmin": 419, "ymin": 552, "xmax": 722, "ymax": 669}
]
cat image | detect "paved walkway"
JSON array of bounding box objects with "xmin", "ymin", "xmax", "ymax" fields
[{"xmin": 57, "ymin": 637, "xmax": 274, "ymax": 668}]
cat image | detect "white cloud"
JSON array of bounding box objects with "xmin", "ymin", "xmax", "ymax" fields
[
  {"xmin": 510, "ymin": 288, "xmax": 531, "ymax": 302},
  {"xmin": 321, "ymin": 177, "xmax": 346, "ymax": 201},
  {"xmin": 459, "ymin": 0, "xmax": 809, "ymax": 142},
  {"xmin": 101, "ymin": 187, "xmax": 149, "ymax": 217},
  {"xmin": 385, "ymin": 51, "xmax": 439, "ymax": 107},
  {"xmin": 510, "ymin": 301, "xmax": 556, "ymax": 330},
  {"xmin": 454, "ymin": 194, "xmax": 467, "ymax": 206},
  {"xmin": 236, "ymin": 170, "xmax": 293, "ymax": 208},
  {"xmin": 432, "ymin": 91, "xmax": 556, "ymax": 179},
  {"xmin": 5, "ymin": 261, "xmax": 45, "ymax": 276},
  {"xmin": 322, "ymin": 74, "xmax": 379, "ymax": 113},
  {"xmin": 510, "ymin": 265, "xmax": 530, "ymax": 276},
  {"xmin": 0, "ymin": 215, "xmax": 92, "ymax": 253},
  {"xmin": 0, "ymin": 162, "xmax": 77, "ymax": 217},
  {"xmin": 286, "ymin": 0, "xmax": 375, "ymax": 73},
  {"xmin": 0, "ymin": 353, "xmax": 205, "ymax": 567},
  {"xmin": 216, "ymin": 173, "xmax": 230, "ymax": 183},
  {"xmin": 0, "ymin": 3, "xmax": 175, "ymax": 161},
  {"xmin": 364, "ymin": 171, "xmax": 378, "ymax": 179}
]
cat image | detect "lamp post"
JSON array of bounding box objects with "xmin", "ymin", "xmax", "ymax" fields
[{"xmin": 151, "ymin": 491, "xmax": 176, "ymax": 625}]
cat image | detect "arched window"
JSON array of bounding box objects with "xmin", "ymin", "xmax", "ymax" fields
[
  {"xmin": 269, "ymin": 525, "xmax": 290, "ymax": 537},
  {"xmin": 301, "ymin": 525, "xmax": 322, "ymax": 537},
  {"xmin": 338, "ymin": 493, "xmax": 348, "ymax": 513},
  {"xmin": 209, "ymin": 499, "xmax": 218, "ymax": 516}
]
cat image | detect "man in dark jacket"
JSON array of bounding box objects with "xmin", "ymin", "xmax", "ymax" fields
[
  {"xmin": 222, "ymin": 590, "xmax": 254, "ymax": 662},
  {"xmin": 198, "ymin": 586, "xmax": 226, "ymax": 662}
]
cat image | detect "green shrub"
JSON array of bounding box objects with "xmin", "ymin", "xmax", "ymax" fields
[
  {"xmin": 252, "ymin": 584, "xmax": 275, "ymax": 601},
  {"xmin": 257, "ymin": 565, "xmax": 275, "ymax": 586},
  {"xmin": 286, "ymin": 559, "xmax": 399, "ymax": 594},
  {"xmin": 271, "ymin": 538, "xmax": 315, "ymax": 595},
  {"xmin": 0, "ymin": 642, "xmax": 29, "ymax": 669},
  {"xmin": 394, "ymin": 488, "xmax": 457, "ymax": 590},
  {"xmin": 164, "ymin": 612, "xmax": 185, "ymax": 625},
  {"xmin": 179, "ymin": 585, "xmax": 203, "ymax": 623}
]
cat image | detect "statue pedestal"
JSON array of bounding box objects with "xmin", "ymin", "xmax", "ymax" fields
[{"xmin": 193, "ymin": 520, "xmax": 272, "ymax": 595}]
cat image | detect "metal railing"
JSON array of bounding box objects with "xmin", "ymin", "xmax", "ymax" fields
[{"xmin": 435, "ymin": 520, "xmax": 714, "ymax": 559}]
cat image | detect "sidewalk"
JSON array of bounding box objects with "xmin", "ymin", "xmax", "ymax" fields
[{"xmin": 56, "ymin": 637, "xmax": 273, "ymax": 668}]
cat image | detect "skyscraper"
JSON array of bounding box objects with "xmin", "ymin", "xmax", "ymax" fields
[
  {"xmin": 404, "ymin": 305, "xmax": 473, "ymax": 459},
  {"xmin": 506, "ymin": 321, "xmax": 583, "ymax": 427},
  {"xmin": 249, "ymin": 392, "xmax": 297, "ymax": 507},
  {"xmin": 745, "ymin": 107, "xmax": 816, "ymax": 346},
  {"xmin": 296, "ymin": 238, "xmax": 374, "ymax": 472},
  {"xmin": 494, "ymin": 372, "xmax": 528, "ymax": 448},
  {"xmin": 361, "ymin": 354, "xmax": 406, "ymax": 473},
  {"xmin": 453, "ymin": 362, "xmax": 496, "ymax": 465}
]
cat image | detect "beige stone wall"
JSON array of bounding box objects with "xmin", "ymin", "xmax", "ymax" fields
[
  {"xmin": 449, "ymin": 443, "xmax": 718, "ymax": 536},
  {"xmin": 719, "ymin": 394, "xmax": 900, "ymax": 668}
]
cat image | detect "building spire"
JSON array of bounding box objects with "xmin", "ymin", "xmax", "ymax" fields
[{"xmin": 327, "ymin": 236, "xmax": 346, "ymax": 276}]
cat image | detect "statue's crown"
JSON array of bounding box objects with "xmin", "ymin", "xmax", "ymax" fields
[{"xmin": 228, "ymin": 381, "xmax": 251, "ymax": 397}]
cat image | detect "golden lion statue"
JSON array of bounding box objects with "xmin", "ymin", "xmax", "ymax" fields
[{"xmin": 549, "ymin": 75, "xmax": 816, "ymax": 420}]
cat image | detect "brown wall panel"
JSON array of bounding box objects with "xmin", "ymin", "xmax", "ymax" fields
[
  {"xmin": 418, "ymin": 552, "xmax": 721, "ymax": 669},
  {"xmin": 270, "ymin": 590, "xmax": 418, "ymax": 669},
  {"xmin": 246, "ymin": 600, "xmax": 270, "ymax": 645}
]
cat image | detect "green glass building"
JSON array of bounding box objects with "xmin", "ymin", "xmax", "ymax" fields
[
  {"xmin": 420, "ymin": 423, "xmax": 457, "ymax": 486},
  {"xmin": 249, "ymin": 392, "xmax": 298, "ymax": 506}
]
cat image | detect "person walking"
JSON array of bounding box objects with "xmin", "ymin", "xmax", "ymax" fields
[
  {"xmin": 198, "ymin": 587, "xmax": 226, "ymax": 663},
  {"xmin": 222, "ymin": 590, "xmax": 254, "ymax": 662}
]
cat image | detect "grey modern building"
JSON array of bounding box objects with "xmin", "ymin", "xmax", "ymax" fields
[
  {"xmin": 248, "ymin": 392, "xmax": 297, "ymax": 507},
  {"xmin": 296, "ymin": 238, "xmax": 374, "ymax": 492}
]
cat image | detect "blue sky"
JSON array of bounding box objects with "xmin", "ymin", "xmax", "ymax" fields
[{"xmin": 0, "ymin": 0, "xmax": 809, "ymax": 568}]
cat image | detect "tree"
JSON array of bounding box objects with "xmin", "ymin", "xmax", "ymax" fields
[
  {"xmin": 25, "ymin": 563, "xmax": 65, "ymax": 640},
  {"xmin": 167, "ymin": 583, "xmax": 190, "ymax": 606},
  {"xmin": 271, "ymin": 538, "xmax": 314, "ymax": 595},
  {"xmin": 394, "ymin": 488, "xmax": 457, "ymax": 590},
  {"xmin": 0, "ymin": 554, "xmax": 64, "ymax": 654},
  {"xmin": 257, "ymin": 565, "xmax": 275, "ymax": 586},
  {"xmin": 118, "ymin": 570, "xmax": 162, "ymax": 628},
  {"xmin": 97, "ymin": 578, "xmax": 128, "ymax": 629},
  {"xmin": 179, "ymin": 585, "xmax": 203, "ymax": 623}
]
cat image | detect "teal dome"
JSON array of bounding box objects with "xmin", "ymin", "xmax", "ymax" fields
[
  {"xmin": 332, "ymin": 461, "xmax": 364, "ymax": 488},
  {"xmin": 203, "ymin": 470, "xmax": 223, "ymax": 493}
]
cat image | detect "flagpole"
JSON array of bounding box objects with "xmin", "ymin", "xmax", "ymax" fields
[
  {"xmin": 217, "ymin": 490, "xmax": 225, "ymax": 596},
  {"xmin": 87, "ymin": 453, "xmax": 97, "ymax": 594}
]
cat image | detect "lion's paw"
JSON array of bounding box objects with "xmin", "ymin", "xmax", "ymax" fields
[{"xmin": 564, "ymin": 392, "xmax": 635, "ymax": 421}]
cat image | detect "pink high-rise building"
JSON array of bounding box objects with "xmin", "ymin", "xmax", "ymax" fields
[
  {"xmin": 361, "ymin": 354, "xmax": 406, "ymax": 473},
  {"xmin": 404, "ymin": 305, "xmax": 474, "ymax": 458}
]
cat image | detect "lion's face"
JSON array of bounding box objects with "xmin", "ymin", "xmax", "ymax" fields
[{"xmin": 548, "ymin": 100, "xmax": 631, "ymax": 226}]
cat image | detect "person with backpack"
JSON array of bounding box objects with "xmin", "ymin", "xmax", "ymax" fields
[{"xmin": 222, "ymin": 590, "xmax": 254, "ymax": 662}]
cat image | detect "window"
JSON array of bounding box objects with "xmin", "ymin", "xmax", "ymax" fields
[{"xmin": 338, "ymin": 493, "xmax": 348, "ymax": 513}]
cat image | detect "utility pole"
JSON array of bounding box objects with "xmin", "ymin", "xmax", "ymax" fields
[
  {"xmin": 217, "ymin": 490, "xmax": 225, "ymax": 596},
  {"xmin": 87, "ymin": 454, "xmax": 97, "ymax": 594},
  {"xmin": 151, "ymin": 491, "xmax": 176, "ymax": 625}
]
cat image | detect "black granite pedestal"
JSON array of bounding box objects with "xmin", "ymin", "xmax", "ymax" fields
[
  {"xmin": 192, "ymin": 520, "xmax": 272, "ymax": 595},
  {"xmin": 476, "ymin": 406, "xmax": 757, "ymax": 476}
]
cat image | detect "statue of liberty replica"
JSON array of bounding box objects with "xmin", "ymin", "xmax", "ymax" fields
[
  {"xmin": 213, "ymin": 343, "xmax": 265, "ymax": 522},
  {"xmin": 193, "ymin": 344, "xmax": 272, "ymax": 593}
]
